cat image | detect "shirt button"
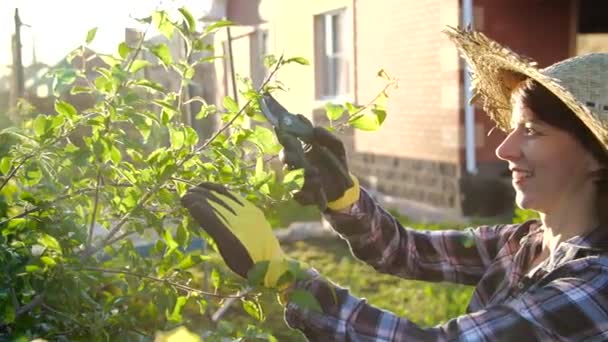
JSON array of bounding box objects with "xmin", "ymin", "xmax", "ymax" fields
[{"xmin": 517, "ymin": 282, "xmax": 525, "ymax": 290}]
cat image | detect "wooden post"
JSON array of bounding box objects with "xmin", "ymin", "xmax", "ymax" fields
[{"xmin": 10, "ymin": 8, "xmax": 25, "ymax": 109}]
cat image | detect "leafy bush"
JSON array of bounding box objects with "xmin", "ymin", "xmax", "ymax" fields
[{"xmin": 0, "ymin": 6, "xmax": 396, "ymax": 340}]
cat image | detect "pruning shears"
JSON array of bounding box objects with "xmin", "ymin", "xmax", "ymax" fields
[{"xmin": 258, "ymin": 93, "xmax": 353, "ymax": 211}]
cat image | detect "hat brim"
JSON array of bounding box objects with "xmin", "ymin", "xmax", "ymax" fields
[{"xmin": 444, "ymin": 27, "xmax": 608, "ymax": 149}]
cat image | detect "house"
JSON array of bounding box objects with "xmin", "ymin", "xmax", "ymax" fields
[{"xmin": 203, "ymin": 0, "xmax": 608, "ymax": 222}]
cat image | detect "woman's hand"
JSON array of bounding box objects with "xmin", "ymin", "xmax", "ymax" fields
[{"xmin": 279, "ymin": 126, "xmax": 360, "ymax": 211}]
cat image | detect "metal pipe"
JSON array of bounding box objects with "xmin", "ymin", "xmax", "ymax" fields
[{"xmin": 462, "ymin": 0, "xmax": 477, "ymax": 174}]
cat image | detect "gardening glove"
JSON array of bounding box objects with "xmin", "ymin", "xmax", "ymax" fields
[
  {"xmin": 279, "ymin": 126, "xmax": 359, "ymax": 211},
  {"xmin": 180, "ymin": 182, "xmax": 292, "ymax": 288}
]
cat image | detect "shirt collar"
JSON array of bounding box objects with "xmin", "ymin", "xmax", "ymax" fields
[{"xmin": 563, "ymin": 224, "xmax": 608, "ymax": 252}]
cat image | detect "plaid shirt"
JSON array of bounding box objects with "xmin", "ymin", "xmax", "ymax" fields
[{"xmin": 284, "ymin": 188, "xmax": 608, "ymax": 341}]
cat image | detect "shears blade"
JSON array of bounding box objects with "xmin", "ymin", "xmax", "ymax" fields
[{"xmin": 259, "ymin": 93, "xmax": 291, "ymax": 128}]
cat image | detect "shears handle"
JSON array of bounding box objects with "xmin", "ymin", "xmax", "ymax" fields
[{"xmin": 275, "ymin": 129, "xmax": 327, "ymax": 210}]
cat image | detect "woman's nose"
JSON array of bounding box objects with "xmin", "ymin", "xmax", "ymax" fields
[{"xmin": 495, "ymin": 131, "xmax": 521, "ymax": 161}]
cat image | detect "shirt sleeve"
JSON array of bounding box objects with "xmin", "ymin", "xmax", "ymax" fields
[
  {"xmin": 323, "ymin": 188, "xmax": 517, "ymax": 285},
  {"xmin": 285, "ymin": 263, "xmax": 608, "ymax": 341}
]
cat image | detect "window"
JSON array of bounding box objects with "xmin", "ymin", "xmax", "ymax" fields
[{"xmin": 314, "ymin": 9, "xmax": 350, "ymax": 99}]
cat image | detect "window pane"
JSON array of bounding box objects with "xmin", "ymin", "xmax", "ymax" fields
[{"xmin": 332, "ymin": 13, "xmax": 343, "ymax": 54}]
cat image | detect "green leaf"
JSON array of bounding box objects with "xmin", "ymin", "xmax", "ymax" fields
[
  {"xmin": 33, "ymin": 115, "xmax": 50, "ymax": 137},
  {"xmin": 204, "ymin": 19, "xmax": 233, "ymax": 35},
  {"xmin": 134, "ymin": 79, "xmax": 165, "ymax": 92},
  {"xmin": 163, "ymin": 228, "xmax": 179, "ymax": 255},
  {"xmin": 263, "ymin": 55, "xmax": 278, "ymax": 68},
  {"xmin": 150, "ymin": 44, "xmax": 173, "ymax": 67},
  {"xmin": 25, "ymin": 264, "xmax": 42, "ymax": 273},
  {"xmin": 152, "ymin": 11, "xmax": 174, "ymax": 40},
  {"xmin": 184, "ymin": 126, "xmax": 199, "ymax": 147},
  {"xmin": 196, "ymin": 104, "xmax": 217, "ymax": 119},
  {"xmin": 168, "ymin": 296, "xmax": 188, "ymax": 322},
  {"xmin": 223, "ymin": 96, "xmax": 239, "ymax": 113},
  {"xmin": 70, "ymin": 86, "xmax": 92, "ymax": 95},
  {"xmin": 0, "ymin": 157, "xmax": 11, "ymax": 174},
  {"xmin": 283, "ymin": 57, "xmax": 310, "ymax": 66},
  {"xmin": 176, "ymin": 254, "xmax": 208, "ymax": 269},
  {"xmin": 176, "ymin": 223, "xmax": 189, "ymax": 246},
  {"xmin": 345, "ymin": 102, "xmax": 363, "ymax": 115},
  {"xmin": 283, "ymin": 168, "xmax": 305, "ymax": 188},
  {"xmin": 348, "ymin": 108, "xmax": 387, "ymax": 131},
  {"xmin": 38, "ymin": 233, "xmax": 61, "ymax": 252},
  {"xmin": 129, "ymin": 59, "xmax": 151, "ymax": 73},
  {"xmin": 2, "ymin": 303, "xmax": 15, "ymax": 324},
  {"xmin": 170, "ymin": 128, "xmax": 185, "ymax": 150},
  {"xmin": 372, "ymin": 107, "xmax": 387, "ymax": 125},
  {"xmin": 211, "ymin": 268, "xmax": 221, "ymax": 290},
  {"xmin": 55, "ymin": 100, "xmax": 77, "ymax": 120},
  {"xmin": 86, "ymin": 27, "xmax": 98, "ymax": 44},
  {"xmin": 179, "ymin": 7, "xmax": 196, "ymax": 32},
  {"xmin": 288, "ymin": 289, "xmax": 322, "ymax": 312},
  {"xmin": 110, "ymin": 145, "xmax": 122, "ymax": 164},
  {"xmin": 377, "ymin": 68, "xmax": 390, "ymax": 80},
  {"xmin": 40, "ymin": 256, "xmax": 57, "ymax": 266},
  {"xmin": 118, "ymin": 42, "xmax": 132, "ymax": 59},
  {"xmin": 325, "ymin": 103, "xmax": 344, "ymax": 121},
  {"xmin": 249, "ymin": 126, "xmax": 281, "ymax": 154},
  {"xmin": 241, "ymin": 298, "xmax": 264, "ymax": 321}
]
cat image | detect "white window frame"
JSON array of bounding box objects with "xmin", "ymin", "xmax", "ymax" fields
[{"xmin": 314, "ymin": 7, "xmax": 354, "ymax": 104}]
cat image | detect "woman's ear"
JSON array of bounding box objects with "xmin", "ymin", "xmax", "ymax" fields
[{"xmin": 586, "ymin": 154, "xmax": 606, "ymax": 180}]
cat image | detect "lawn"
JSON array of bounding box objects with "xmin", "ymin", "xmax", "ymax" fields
[{"xmin": 188, "ymin": 216, "xmax": 477, "ymax": 341}]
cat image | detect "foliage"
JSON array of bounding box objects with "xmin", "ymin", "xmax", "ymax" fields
[
  {"xmin": 512, "ymin": 206, "xmax": 540, "ymax": 223},
  {"xmin": 0, "ymin": 6, "xmax": 395, "ymax": 340}
]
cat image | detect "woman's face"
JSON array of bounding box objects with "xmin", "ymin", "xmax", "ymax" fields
[{"xmin": 495, "ymin": 99, "xmax": 600, "ymax": 212}]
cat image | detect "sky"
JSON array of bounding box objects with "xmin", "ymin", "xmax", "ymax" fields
[{"xmin": 0, "ymin": 0, "xmax": 212, "ymax": 76}]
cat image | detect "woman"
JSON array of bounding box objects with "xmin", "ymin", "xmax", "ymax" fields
[{"xmin": 182, "ymin": 28, "xmax": 608, "ymax": 340}]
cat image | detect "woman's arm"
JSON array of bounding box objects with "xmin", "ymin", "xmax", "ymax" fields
[
  {"xmin": 284, "ymin": 264, "xmax": 608, "ymax": 341},
  {"xmin": 324, "ymin": 188, "xmax": 518, "ymax": 285}
]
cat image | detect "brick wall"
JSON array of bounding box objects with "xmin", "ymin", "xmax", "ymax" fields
[{"xmin": 343, "ymin": 0, "xmax": 465, "ymax": 215}]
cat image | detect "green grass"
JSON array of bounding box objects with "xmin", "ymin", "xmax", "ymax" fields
[
  {"xmin": 188, "ymin": 237, "xmax": 474, "ymax": 340},
  {"xmin": 267, "ymin": 200, "xmax": 321, "ymax": 229}
]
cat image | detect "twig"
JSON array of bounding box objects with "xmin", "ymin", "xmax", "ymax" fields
[
  {"xmin": 42, "ymin": 303, "xmax": 86, "ymax": 328},
  {"xmin": 87, "ymin": 170, "xmax": 103, "ymax": 247},
  {"xmin": 0, "ymin": 187, "xmax": 95, "ymax": 226},
  {"xmin": 103, "ymin": 230, "xmax": 135, "ymax": 246},
  {"xmin": 80, "ymin": 267, "xmax": 247, "ymax": 299},
  {"xmin": 0, "ymin": 155, "xmax": 32, "ymax": 192},
  {"xmin": 0, "ymin": 111, "xmax": 99, "ymax": 193},
  {"xmin": 211, "ymin": 286, "xmax": 251, "ymax": 322},
  {"xmin": 194, "ymin": 54, "xmax": 284, "ymax": 154},
  {"xmin": 16, "ymin": 293, "xmax": 44, "ymax": 316}
]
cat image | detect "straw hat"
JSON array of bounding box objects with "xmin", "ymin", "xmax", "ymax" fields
[{"xmin": 444, "ymin": 27, "xmax": 608, "ymax": 150}]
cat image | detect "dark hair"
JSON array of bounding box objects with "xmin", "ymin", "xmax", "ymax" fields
[{"xmin": 512, "ymin": 79, "xmax": 608, "ymax": 225}]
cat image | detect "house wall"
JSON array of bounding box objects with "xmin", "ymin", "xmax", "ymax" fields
[
  {"xmin": 219, "ymin": 0, "xmax": 576, "ymax": 220},
  {"xmin": 342, "ymin": 0, "xmax": 467, "ymax": 216}
]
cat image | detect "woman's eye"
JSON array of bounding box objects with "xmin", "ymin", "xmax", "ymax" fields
[{"xmin": 524, "ymin": 127, "xmax": 540, "ymax": 136}]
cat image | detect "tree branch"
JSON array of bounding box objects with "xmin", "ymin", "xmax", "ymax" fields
[
  {"xmin": 0, "ymin": 187, "xmax": 95, "ymax": 226},
  {"xmin": 16, "ymin": 293, "xmax": 44, "ymax": 316},
  {"xmin": 87, "ymin": 170, "xmax": 103, "ymax": 247},
  {"xmin": 194, "ymin": 54, "xmax": 284, "ymax": 154},
  {"xmin": 80, "ymin": 267, "xmax": 247, "ymax": 299}
]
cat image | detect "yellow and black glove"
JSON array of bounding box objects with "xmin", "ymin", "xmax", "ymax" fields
[
  {"xmin": 279, "ymin": 127, "xmax": 359, "ymax": 211},
  {"xmin": 181, "ymin": 183, "xmax": 292, "ymax": 288}
]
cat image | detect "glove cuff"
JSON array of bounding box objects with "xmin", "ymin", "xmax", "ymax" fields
[{"xmin": 327, "ymin": 174, "xmax": 360, "ymax": 211}]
